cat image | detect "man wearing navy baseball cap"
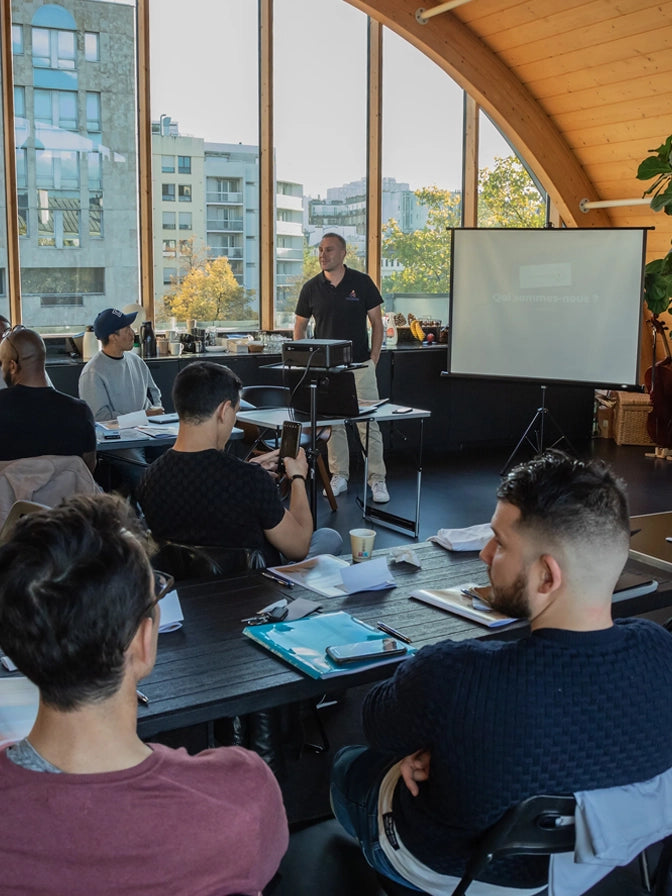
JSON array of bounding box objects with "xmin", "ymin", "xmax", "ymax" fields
[
  {"xmin": 78, "ymin": 308, "xmax": 164, "ymax": 492},
  {"xmin": 79, "ymin": 307, "xmax": 163, "ymax": 422}
]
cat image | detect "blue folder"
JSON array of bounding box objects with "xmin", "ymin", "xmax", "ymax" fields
[{"xmin": 243, "ymin": 611, "xmax": 415, "ymax": 679}]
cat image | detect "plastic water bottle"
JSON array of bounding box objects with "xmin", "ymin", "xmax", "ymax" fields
[{"xmin": 385, "ymin": 313, "xmax": 398, "ymax": 347}]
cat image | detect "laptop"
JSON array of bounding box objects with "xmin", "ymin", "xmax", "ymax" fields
[{"xmin": 286, "ymin": 369, "xmax": 387, "ymax": 420}]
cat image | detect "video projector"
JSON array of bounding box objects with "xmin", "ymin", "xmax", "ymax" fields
[{"xmin": 282, "ymin": 339, "xmax": 352, "ymax": 369}]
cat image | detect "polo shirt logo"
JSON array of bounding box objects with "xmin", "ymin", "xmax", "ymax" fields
[{"xmin": 346, "ymin": 290, "xmax": 359, "ymax": 301}]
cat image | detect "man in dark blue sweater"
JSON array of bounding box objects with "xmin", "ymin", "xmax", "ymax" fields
[{"xmin": 331, "ymin": 451, "xmax": 672, "ymax": 893}]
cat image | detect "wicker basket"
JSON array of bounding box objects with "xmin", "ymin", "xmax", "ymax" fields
[{"xmin": 612, "ymin": 391, "xmax": 655, "ymax": 446}]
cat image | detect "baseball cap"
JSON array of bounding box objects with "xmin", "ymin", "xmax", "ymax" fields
[{"xmin": 93, "ymin": 308, "xmax": 138, "ymax": 340}]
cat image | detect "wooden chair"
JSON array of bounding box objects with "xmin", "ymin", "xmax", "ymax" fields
[{"xmin": 239, "ymin": 385, "xmax": 338, "ymax": 511}]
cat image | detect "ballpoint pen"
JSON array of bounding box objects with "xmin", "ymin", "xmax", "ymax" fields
[
  {"xmin": 136, "ymin": 689, "xmax": 149, "ymax": 706},
  {"xmin": 261, "ymin": 571, "xmax": 294, "ymax": 588},
  {"xmin": 376, "ymin": 621, "xmax": 413, "ymax": 644}
]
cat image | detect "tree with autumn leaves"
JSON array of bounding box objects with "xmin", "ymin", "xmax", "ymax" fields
[{"xmin": 162, "ymin": 239, "xmax": 256, "ymax": 324}]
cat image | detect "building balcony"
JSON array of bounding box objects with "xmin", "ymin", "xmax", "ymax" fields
[
  {"xmin": 206, "ymin": 191, "xmax": 243, "ymax": 204},
  {"xmin": 275, "ymin": 247, "xmax": 303, "ymax": 260},
  {"xmin": 206, "ymin": 219, "xmax": 244, "ymax": 232},
  {"xmin": 207, "ymin": 247, "xmax": 243, "ymax": 259}
]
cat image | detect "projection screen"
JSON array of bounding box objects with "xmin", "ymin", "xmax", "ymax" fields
[{"xmin": 449, "ymin": 228, "xmax": 647, "ymax": 387}]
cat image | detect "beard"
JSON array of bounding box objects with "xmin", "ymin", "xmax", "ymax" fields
[{"xmin": 489, "ymin": 570, "xmax": 531, "ymax": 619}]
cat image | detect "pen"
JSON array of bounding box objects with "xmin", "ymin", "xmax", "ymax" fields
[
  {"xmin": 136, "ymin": 689, "xmax": 149, "ymax": 706},
  {"xmin": 261, "ymin": 571, "xmax": 294, "ymax": 588},
  {"xmin": 377, "ymin": 621, "xmax": 413, "ymax": 644}
]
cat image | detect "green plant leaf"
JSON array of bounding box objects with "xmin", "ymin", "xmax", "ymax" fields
[{"xmin": 637, "ymin": 157, "xmax": 672, "ymax": 180}]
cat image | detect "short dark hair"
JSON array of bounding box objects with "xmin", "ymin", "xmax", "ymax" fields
[
  {"xmin": 172, "ymin": 361, "xmax": 242, "ymax": 423},
  {"xmin": 322, "ymin": 232, "xmax": 346, "ymax": 250},
  {"xmin": 497, "ymin": 450, "xmax": 630, "ymax": 548},
  {"xmin": 0, "ymin": 494, "xmax": 153, "ymax": 710}
]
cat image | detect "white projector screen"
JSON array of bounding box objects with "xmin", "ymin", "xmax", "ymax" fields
[{"xmin": 449, "ymin": 228, "xmax": 647, "ymax": 386}]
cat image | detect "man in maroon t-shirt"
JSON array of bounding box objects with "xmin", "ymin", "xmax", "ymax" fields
[{"xmin": 0, "ymin": 494, "xmax": 288, "ymax": 895}]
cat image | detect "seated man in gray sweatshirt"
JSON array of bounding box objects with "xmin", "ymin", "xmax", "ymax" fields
[
  {"xmin": 78, "ymin": 307, "xmax": 164, "ymax": 490},
  {"xmin": 78, "ymin": 307, "xmax": 163, "ymax": 421}
]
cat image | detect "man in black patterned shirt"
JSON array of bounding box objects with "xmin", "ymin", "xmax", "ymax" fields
[{"xmin": 138, "ymin": 361, "xmax": 340, "ymax": 565}]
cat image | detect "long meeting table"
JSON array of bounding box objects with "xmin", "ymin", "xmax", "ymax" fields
[{"xmin": 134, "ymin": 540, "xmax": 672, "ymax": 739}]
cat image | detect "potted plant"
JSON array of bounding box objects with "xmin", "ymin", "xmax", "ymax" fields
[{"xmin": 637, "ymin": 135, "xmax": 672, "ymax": 315}]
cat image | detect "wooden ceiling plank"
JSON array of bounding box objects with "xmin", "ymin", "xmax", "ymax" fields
[
  {"xmin": 472, "ymin": 1, "xmax": 671, "ymax": 57},
  {"xmin": 537, "ymin": 70, "xmax": 672, "ymax": 107},
  {"xmin": 455, "ymin": 0, "xmax": 593, "ymax": 35},
  {"xmin": 549, "ymin": 93, "xmax": 666, "ymax": 127},
  {"xmin": 522, "ymin": 51, "xmax": 672, "ymax": 98}
]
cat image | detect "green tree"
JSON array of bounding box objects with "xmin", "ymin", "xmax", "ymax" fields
[
  {"xmin": 277, "ymin": 236, "xmax": 365, "ymax": 319},
  {"xmin": 477, "ymin": 156, "xmax": 545, "ymax": 227},
  {"xmin": 381, "ymin": 186, "xmax": 461, "ymax": 294},
  {"xmin": 163, "ymin": 254, "xmax": 256, "ymax": 324}
]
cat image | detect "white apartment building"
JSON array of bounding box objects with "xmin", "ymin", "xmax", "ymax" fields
[{"xmin": 152, "ymin": 121, "xmax": 303, "ymax": 324}]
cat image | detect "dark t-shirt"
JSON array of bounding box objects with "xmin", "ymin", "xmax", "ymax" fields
[
  {"xmin": 137, "ymin": 449, "xmax": 286, "ymax": 566},
  {"xmin": 0, "ymin": 385, "xmax": 96, "ymax": 461},
  {"xmin": 295, "ymin": 266, "xmax": 383, "ymax": 362}
]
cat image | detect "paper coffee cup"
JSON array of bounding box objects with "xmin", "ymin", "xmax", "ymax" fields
[{"xmin": 350, "ymin": 528, "xmax": 376, "ymax": 563}]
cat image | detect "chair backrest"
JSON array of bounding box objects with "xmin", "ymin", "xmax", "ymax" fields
[
  {"xmin": 152, "ymin": 541, "xmax": 265, "ymax": 581},
  {"xmin": 0, "ymin": 500, "xmax": 49, "ymax": 545},
  {"xmin": 240, "ymin": 385, "xmax": 290, "ymax": 409},
  {"xmin": 0, "ymin": 455, "xmax": 99, "ymax": 529},
  {"xmin": 454, "ymin": 794, "xmax": 576, "ymax": 896}
]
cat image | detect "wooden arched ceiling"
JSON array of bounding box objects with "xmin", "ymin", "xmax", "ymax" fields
[{"xmin": 349, "ymin": 0, "xmax": 672, "ymax": 265}]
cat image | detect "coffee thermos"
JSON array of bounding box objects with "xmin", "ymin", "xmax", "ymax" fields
[
  {"xmin": 82, "ymin": 326, "xmax": 99, "ymax": 361},
  {"xmin": 140, "ymin": 320, "xmax": 157, "ymax": 358}
]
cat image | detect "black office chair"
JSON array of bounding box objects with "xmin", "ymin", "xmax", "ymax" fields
[
  {"xmin": 151, "ymin": 540, "xmax": 265, "ymax": 581},
  {"xmin": 239, "ymin": 385, "xmax": 337, "ymax": 510},
  {"xmin": 377, "ymin": 793, "xmax": 654, "ymax": 896}
]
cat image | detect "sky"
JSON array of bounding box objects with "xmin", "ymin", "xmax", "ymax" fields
[{"xmin": 149, "ymin": 0, "xmax": 511, "ymax": 197}]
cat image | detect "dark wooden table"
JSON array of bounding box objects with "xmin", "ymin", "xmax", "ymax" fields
[{"xmin": 136, "ymin": 541, "xmax": 672, "ymax": 738}]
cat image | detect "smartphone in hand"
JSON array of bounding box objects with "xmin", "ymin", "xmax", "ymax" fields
[{"xmin": 279, "ymin": 420, "xmax": 302, "ymax": 473}]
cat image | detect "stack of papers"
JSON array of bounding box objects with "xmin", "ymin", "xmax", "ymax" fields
[{"xmin": 268, "ymin": 555, "xmax": 395, "ymax": 598}]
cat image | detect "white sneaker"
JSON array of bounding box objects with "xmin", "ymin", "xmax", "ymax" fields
[
  {"xmin": 324, "ymin": 475, "xmax": 348, "ymax": 497},
  {"xmin": 371, "ymin": 481, "xmax": 390, "ymax": 503}
]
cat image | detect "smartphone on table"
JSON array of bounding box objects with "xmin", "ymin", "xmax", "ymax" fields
[
  {"xmin": 279, "ymin": 420, "xmax": 302, "ymax": 473},
  {"xmin": 326, "ymin": 638, "xmax": 407, "ymax": 664}
]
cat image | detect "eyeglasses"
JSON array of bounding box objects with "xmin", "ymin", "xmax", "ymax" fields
[
  {"xmin": 124, "ymin": 569, "xmax": 175, "ymax": 649},
  {"xmin": 1, "ymin": 324, "xmax": 26, "ymax": 361},
  {"xmin": 0, "ymin": 324, "xmax": 39, "ymax": 366}
]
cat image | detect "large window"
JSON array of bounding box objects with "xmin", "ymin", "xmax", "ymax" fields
[
  {"xmin": 150, "ymin": 0, "xmax": 259, "ymax": 329},
  {"xmin": 0, "ymin": 0, "xmax": 551, "ymax": 334},
  {"xmin": 12, "ymin": 0, "xmax": 140, "ymax": 331},
  {"xmin": 273, "ymin": 0, "xmax": 367, "ymax": 326}
]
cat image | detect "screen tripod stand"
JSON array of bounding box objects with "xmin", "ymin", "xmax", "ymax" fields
[{"xmin": 501, "ymin": 385, "xmax": 576, "ymax": 475}]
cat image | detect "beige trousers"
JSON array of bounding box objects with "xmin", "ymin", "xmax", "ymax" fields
[{"xmin": 327, "ymin": 360, "xmax": 387, "ymax": 484}]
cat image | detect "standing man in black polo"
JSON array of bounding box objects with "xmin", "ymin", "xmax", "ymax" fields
[{"xmin": 294, "ymin": 232, "xmax": 389, "ymax": 503}]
